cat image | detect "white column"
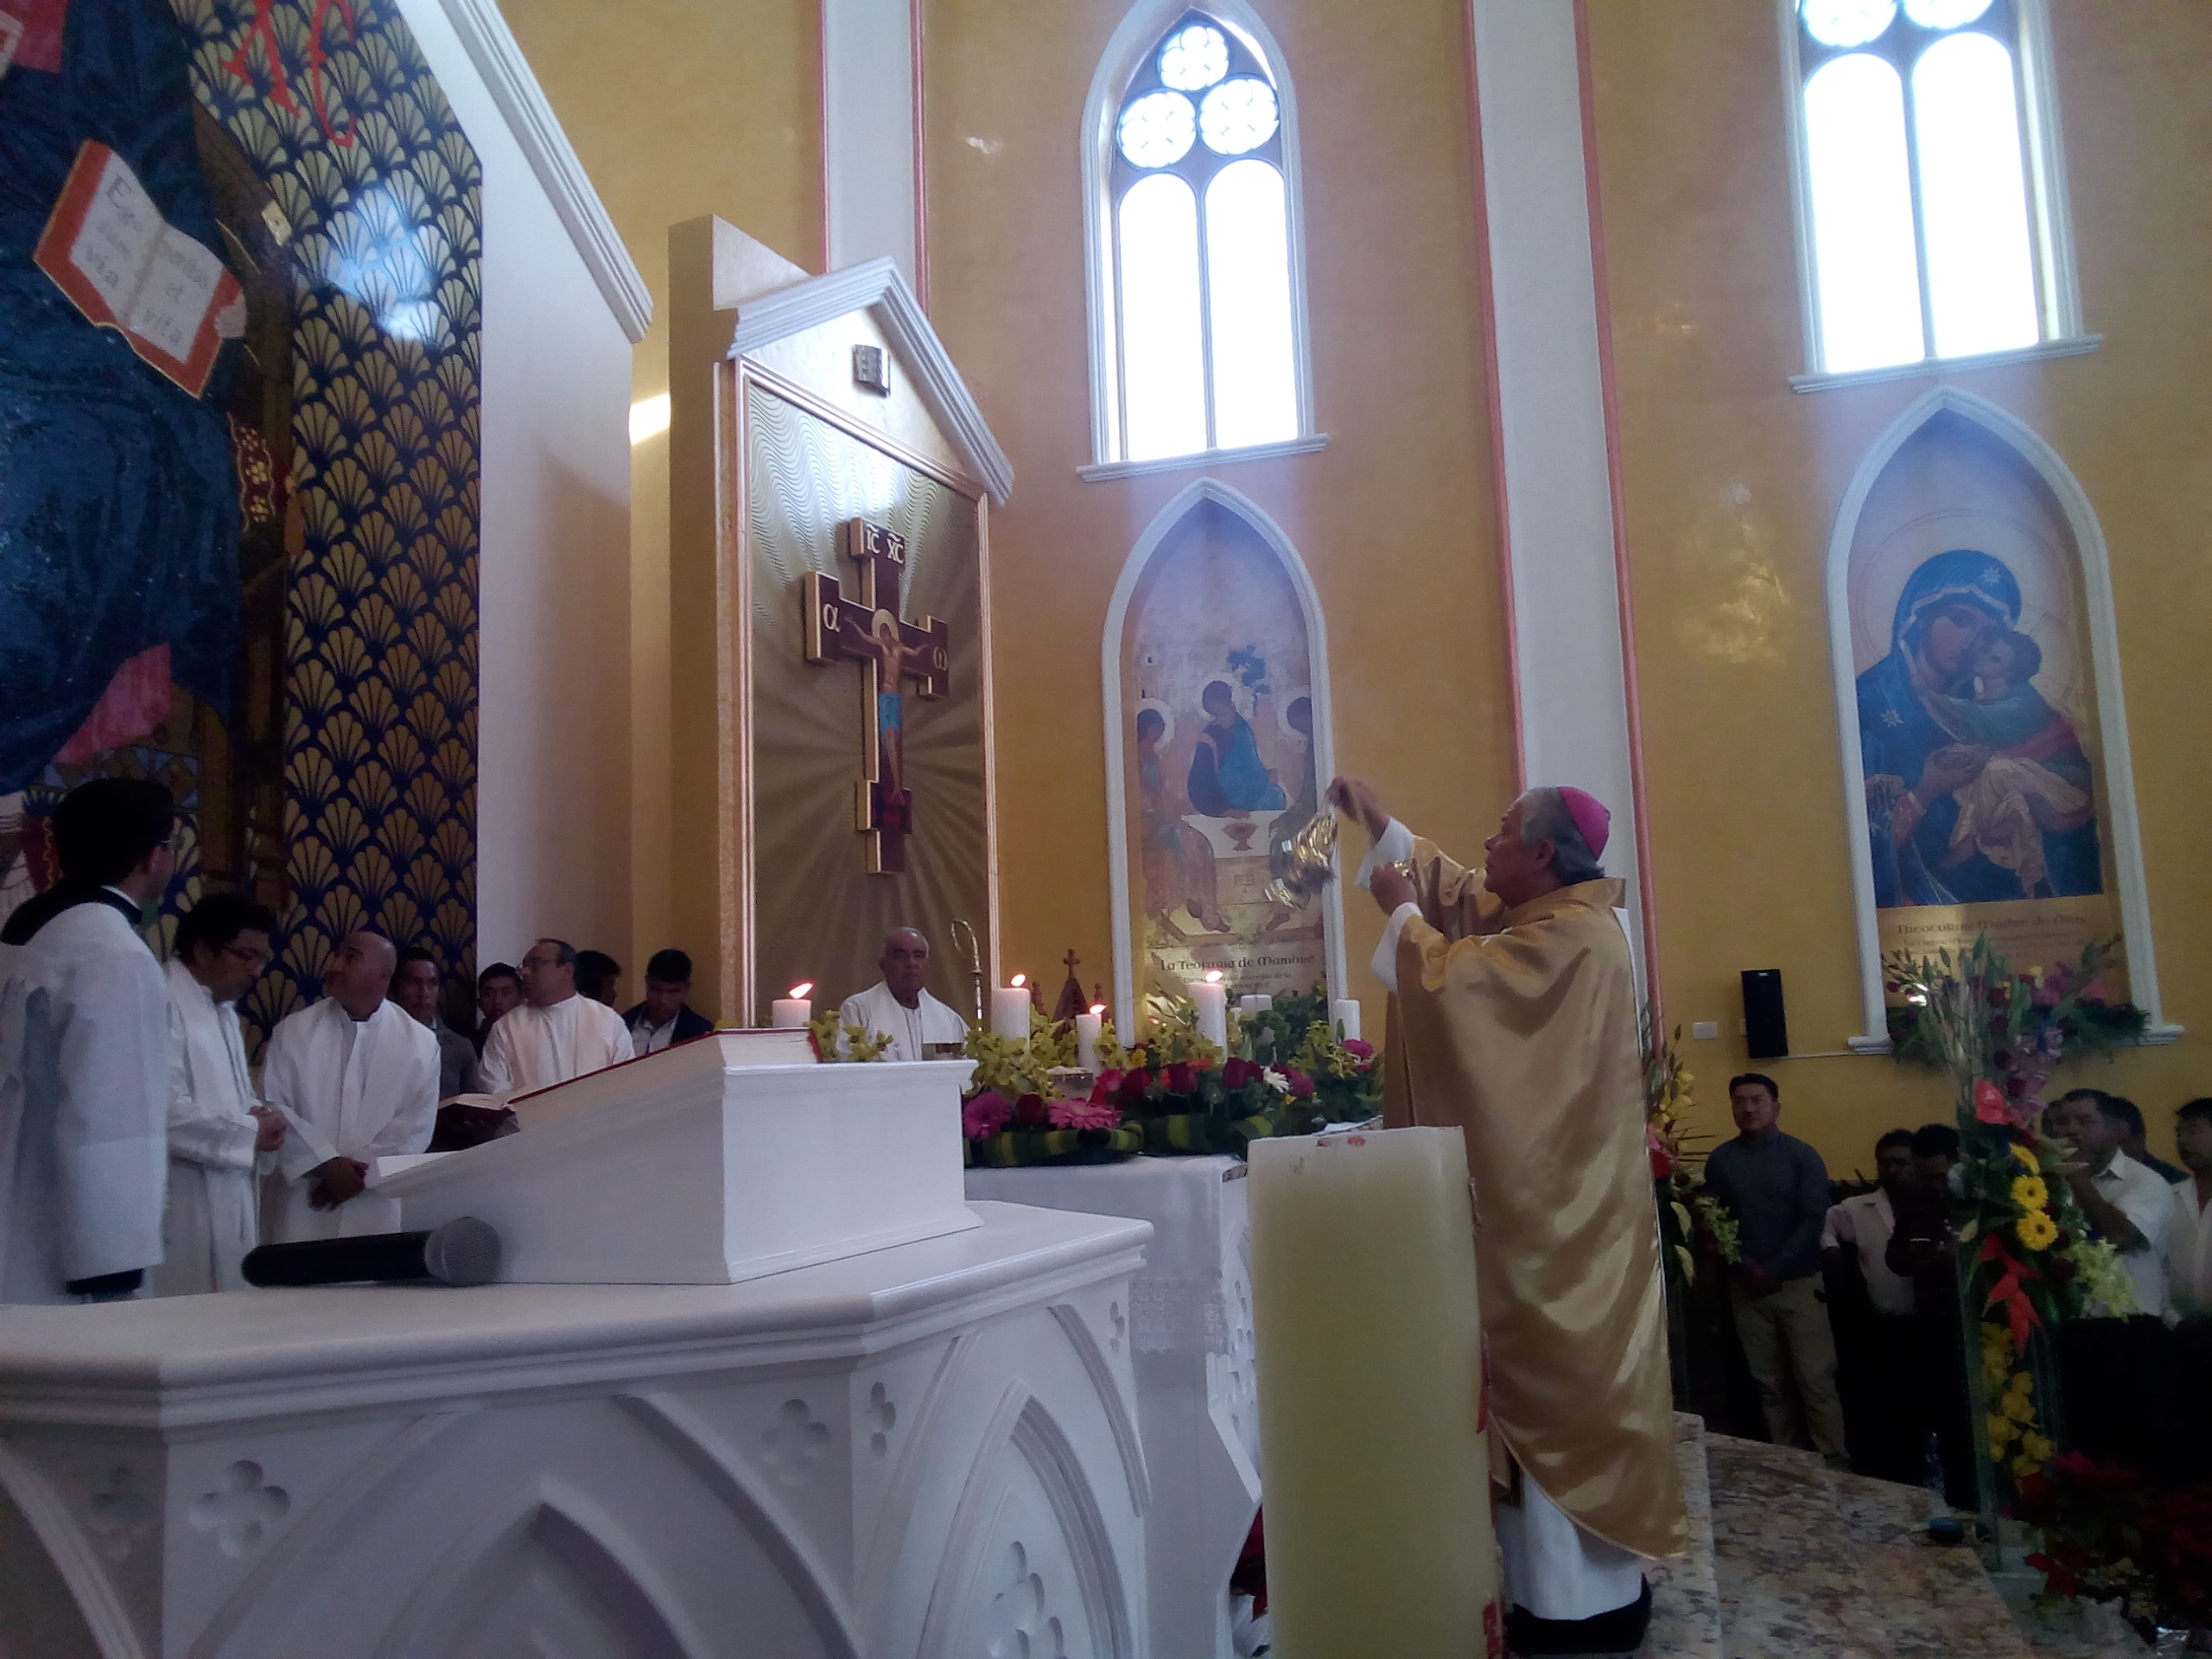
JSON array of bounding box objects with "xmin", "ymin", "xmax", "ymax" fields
[
  {"xmin": 1467, "ymin": 0, "xmax": 1653, "ymax": 988},
  {"xmin": 822, "ymin": 0, "xmax": 924, "ymax": 289}
]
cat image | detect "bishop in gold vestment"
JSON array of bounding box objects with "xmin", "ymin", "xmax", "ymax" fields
[{"xmin": 1332, "ymin": 778, "xmax": 1686, "ymax": 1649}]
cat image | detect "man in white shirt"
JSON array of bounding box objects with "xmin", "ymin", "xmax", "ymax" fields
[
  {"xmin": 2054, "ymin": 1088, "xmax": 2173, "ymax": 1317},
  {"xmin": 153, "ymin": 893, "xmax": 288, "ymax": 1295},
  {"xmin": 477, "ymin": 938, "xmax": 633, "ymax": 1095},
  {"xmin": 2167, "ymin": 1096, "xmax": 2212, "ymax": 1323},
  {"xmin": 1822, "ymin": 1129, "xmax": 1923, "ymax": 1485},
  {"xmin": 624, "ymin": 948, "xmax": 712, "ymax": 1058},
  {"xmin": 262, "ymin": 931, "xmax": 439, "ymax": 1242},
  {"xmin": 0, "ymin": 779, "xmax": 176, "ymax": 1302},
  {"xmin": 1823, "ymin": 1129, "xmax": 1919, "ymax": 1319},
  {"xmin": 836, "ymin": 928, "xmax": 968, "ymax": 1061}
]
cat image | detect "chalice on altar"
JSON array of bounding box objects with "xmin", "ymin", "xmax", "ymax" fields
[{"xmin": 1262, "ymin": 809, "xmax": 1340, "ymax": 910}]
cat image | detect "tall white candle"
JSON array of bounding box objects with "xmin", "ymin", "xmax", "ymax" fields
[
  {"xmin": 1191, "ymin": 974, "xmax": 1229, "ymax": 1049},
  {"xmin": 1074, "ymin": 1007, "xmax": 1104, "ymax": 1072},
  {"xmin": 772, "ymin": 982, "xmax": 813, "ymax": 1029},
  {"xmin": 1331, "ymin": 998, "xmax": 1362, "ymax": 1042},
  {"xmin": 992, "ymin": 976, "xmax": 1032, "ymax": 1040},
  {"xmin": 1248, "ymin": 1126, "xmax": 1497, "ymax": 1656}
]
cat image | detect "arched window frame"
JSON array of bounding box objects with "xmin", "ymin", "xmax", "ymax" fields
[
  {"xmin": 1080, "ymin": 0, "xmax": 1322, "ymax": 478},
  {"xmin": 1780, "ymin": 0, "xmax": 2091, "ymax": 391}
]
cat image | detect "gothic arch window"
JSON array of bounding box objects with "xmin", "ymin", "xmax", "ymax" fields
[
  {"xmin": 1084, "ymin": 6, "xmax": 1314, "ymax": 471},
  {"xmin": 1784, "ymin": 0, "xmax": 2083, "ymax": 378}
]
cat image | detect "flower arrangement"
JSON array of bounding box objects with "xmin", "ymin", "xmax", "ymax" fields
[
  {"xmin": 1642, "ymin": 1011, "xmax": 1736, "ymax": 1279},
  {"xmin": 806, "ymin": 1010, "xmax": 892, "ymax": 1063},
  {"xmin": 2011, "ymin": 1455, "xmax": 2212, "ymax": 1637}
]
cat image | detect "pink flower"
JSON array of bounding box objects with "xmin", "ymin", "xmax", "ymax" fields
[
  {"xmin": 2081, "ymin": 978, "xmax": 2108, "ymax": 1003},
  {"xmin": 1974, "ymin": 1078, "xmax": 2010, "ymax": 1125},
  {"xmin": 1049, "ymin": 1097, "xmax": 1122, "ymax": 1131},
  {"xmin": 963, "ymin": 1091, "xmax": 1011, "ymax": 1140},
  {"xmin": 1278, "ymin": 1068, "xmax": 1315, "ymax": 1097},
  {"xmin": 1343, "ymin": 1038, "xmax": 1375, "ymax": 1060},
  {"xmin": 1089, "ymin": 1067, "xmax": 1123, "ymax": 1103}
]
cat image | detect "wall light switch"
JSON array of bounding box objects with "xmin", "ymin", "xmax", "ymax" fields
[{"xmin": 1691, "ymin": 1021, "xmax": 1719, "ymax": 1040}]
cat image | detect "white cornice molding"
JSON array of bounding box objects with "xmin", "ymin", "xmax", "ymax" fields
[
  {"xmin": 728, "ymin": 257, "xmax": 1015, "ymax": 504},
  {"xmin": 435, "ymin": 0, "xmax": 652, "ymax": 343}
]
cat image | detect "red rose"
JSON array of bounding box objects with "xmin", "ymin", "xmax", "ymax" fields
[
  {"xmin": 1649, "ymin": 1147, "xmax": 1675, "ymax": 1179},
  {"xmin": 1118, "ymin": 1067, "xmax": 1154, "ymax": 1103},
  {"xmin": 1221, "ymin": 1056, "xmax": 1256, "ymax": 1090},
  {"xmin": 1014, "ymin": 1092, "xmax": 1048, "ymax": 1128},
  {"xmin": 1090, "ymin": 1067, "xmax": 1124, "ymax": 1103},
  {"xmin": 1165, "ymin": 1062, "xmax": 1197, "ymax": 1096}
]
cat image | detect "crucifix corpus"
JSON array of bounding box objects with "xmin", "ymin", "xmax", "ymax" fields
[{"xmin": 803, "ymin": 518, "xmax": 950, "ymax": 874}]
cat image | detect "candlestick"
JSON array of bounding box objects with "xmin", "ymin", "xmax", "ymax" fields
[
  {"xmin": 772, "ymin": 982, "xmax": 813, "ymax": 1029},
  {"xmin": 1331, "ymin": 998, "xmax": 1362, "ymax": 1042},
  {"xmin": 1074, "ymin": 1005, "xmax": 1104, "ymax": 1072},
  {"xmin": 1248, "ymin": 1126, "xmax": 1497, "ymax": 1656},
  {"xmin": 1192, "ymin": 973, "xmax": 1228, "ymax": 1049},
  {"xmin": 992, "ymin": 976, "xmax": 1032, "ymax": 1040}
]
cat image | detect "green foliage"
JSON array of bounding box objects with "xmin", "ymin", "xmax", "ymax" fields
[{"xmin": 808, "ymin": 1009, "xmax": 890, "ymax": 1063}]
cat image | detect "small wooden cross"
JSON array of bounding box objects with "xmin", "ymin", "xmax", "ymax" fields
[{"xmin": 803, "ymin": 518, "xmax": 950, "ymax": 874}]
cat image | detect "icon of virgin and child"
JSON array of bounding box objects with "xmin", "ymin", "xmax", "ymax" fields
[{"xmin": 1858, "ymin": 548, "xmax": 2101, "ymax": 908}]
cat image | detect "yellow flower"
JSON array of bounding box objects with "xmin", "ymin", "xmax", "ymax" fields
[
  {"xmin": 2017, "ymin": 1209, "xmax": 2059, "ymax": 1250},
  {"xmin": 2014, "ymin": 1454, "xmax": 2044, "ymax": 1479},
  {"xmin": 2002, "ymin": 1389, "xmax": 2036, "ymax": 1424},
  {"xmin": 1987, "ymin": 1413, "xmax": 2017, "ymax": 1447},
  {"xmin": 2006, "ymin": 1370, "xmax": 2033, "ymax": 1396},
  {"xmin": 2011, "ymin": 1142, "xmax": 2039, "ymax": 1171},
  {"xmin": 2023, "ymin": 1432, "xmax": 2054, "ymax": 1462},
  {"xmin": 2011, "ymin": 1174, "xmax": 2049, "ymax": 1211}
]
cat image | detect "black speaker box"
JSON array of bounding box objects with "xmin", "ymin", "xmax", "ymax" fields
[{"xmin": 1742, "ymin": 969, "xmax": 1789, "ymax": 1060}]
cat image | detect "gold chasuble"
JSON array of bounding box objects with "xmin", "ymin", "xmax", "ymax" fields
[{"xmin": 1382, "ymin": 838, "xmax": 1687, "ymax": 1560}]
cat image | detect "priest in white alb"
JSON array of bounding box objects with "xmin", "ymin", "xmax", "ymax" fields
[
  {"xmin": 262, "ymin": 931, "xmax": 439, "ymax": 1242},
  {"xmin": 1332, "ymin": 776, "xmax": 1685, "ymax": 1657},
  {"xmin": 837, "ymin": 927, "xmax": 969, "ymax": 1059},
  {"xmin": 153, "ymin": 893, "xmax": 289, "ymax": 1295},
  {"xmin": 477, "ymin": 938, "xmax": 634, "ymax": 1095}
]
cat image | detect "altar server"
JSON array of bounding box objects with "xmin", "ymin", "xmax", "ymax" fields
[
  {"xmin": 153, "ymin": 893, "xmax": 286, "ymax": 1295},
  {"xmin": 262, "ymin": 931, "xmax": 438, "ymax": 1241},
  {"xmin": 0, "ymin": 779, "xmax": 176, "ymax": 1302},
  {"xmin": 477, "ymin": 938, "xmax": 634, "ymax": 1095},
  {"xmin": 1334, "ymin": 776, "xmax": 1685, "ymax": 1656},
  {"xmin": 838, "ymin": 927, "xmax": 969, "ymax": 1060}
]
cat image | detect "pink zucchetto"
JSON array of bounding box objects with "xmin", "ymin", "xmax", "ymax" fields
[{"xmin": 1556, "ymin": 786, "xmax": 1611, "ymax": 860}]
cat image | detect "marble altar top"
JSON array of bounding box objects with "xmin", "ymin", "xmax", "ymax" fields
[{"xmin": 0, "ymin": 1201, "xmax": 1149, "ymax": 1430}]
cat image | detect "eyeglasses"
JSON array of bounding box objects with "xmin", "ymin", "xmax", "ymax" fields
[{"xmin": 221, "ymin": 943, "xmax": 274, "ymax": 969}]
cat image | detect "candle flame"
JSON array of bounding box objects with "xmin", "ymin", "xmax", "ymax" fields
[
  {"xmin": 1204, "ymin": 969, "xmax": 1224, "ymax": 983},
  {"xmin": 789, "ymin": 982, "xmax": 813, "ymax": 999},
  {"xmin": 1090, "ymin": 1002, "xmax": 1107, "ymax": 1015},
  {"xmin": 1010, "ymin": 974, "xmax": 1027, "ymax": 988}
]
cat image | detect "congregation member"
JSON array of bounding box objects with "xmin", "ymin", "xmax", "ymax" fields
[
  {"xmin": 393, "ymin": 947, "xmax": 480, "ymax": 1098},
  {"xmin": 474, "ymin": 962, "xmax": 522, "ymax": 1052},
  {"xmin": 2110, "ymin": 1094, "xmax": 2187, "ymax": 1184},
  {"xmin": 1335, "ymin": 775, "xmax": 1683, "ymax": 1656},
  {"xmin": 153, "ymin": 893, "xmax": 286, "ymax": 1296},
  {"xmin": 1883, "ymin": 1122, "xmax": 1975, "ymax": 1508},
  {"xmin": 576, "ymin": 949, "xmax": 621, "ymax": 1007},
  {"xmin": 1703, "ymin": 1072, "xmax": 1849, "ymax": 1468},
  {"xmin": 2170, "ymin": 1097, "xmax": 2212, "ymax": 1323},
  {"xmin": 837, "ymin": 928, "xmax": 969, "ymax": 1060},
  {"xmin": 0, "ymin": 779, "xmax": 176, "ymax": 1302},
  {"xmin": 1823, "ymin": 1129, "xmax": 1923, "ymax": 1485},
  {"xmin": 262, "ymin": 931, "xmax": 439, "ymax": 1242},
  {"xmin": 625, "ymin": 949, "xmax": 713, "ymax": 1057},
  {"xmin": 2051, "ymin": 1087, "xmax": 2177, "ymax": 1477},
  {"xmin": 478, "ymin": 938, "xmax": 633, "ymax": 1095}
]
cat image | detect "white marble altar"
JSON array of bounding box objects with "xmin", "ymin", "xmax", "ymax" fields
[
  {"xmin": 966, "ymin": 1155, "xmax": 1259, "ymax": 1659},
  {"xmin": 0, "ymin": 1200, "xmax": 1152, "ymax": 1659}
]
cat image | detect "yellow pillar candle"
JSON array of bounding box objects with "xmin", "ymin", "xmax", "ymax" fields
[{"xmin": 1248, "ymin": 1126, "xmax": 1498, "ymax": 1657}]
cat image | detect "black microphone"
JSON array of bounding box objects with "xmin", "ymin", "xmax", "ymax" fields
[{"xmin": 242, "ymin": 1217, "xmax": 501, "ymax": 1288}]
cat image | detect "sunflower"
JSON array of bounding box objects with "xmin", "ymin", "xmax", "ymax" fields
[
  {"xmin": 2011, "ymin": 1173, "xmax": 2049, "ymax": 1211},
  {"xmin": 2017, "ymin": 1208, "xmax": 2059, "ymax": 1250}
]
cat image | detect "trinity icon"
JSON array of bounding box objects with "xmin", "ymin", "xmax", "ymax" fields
[{"xmin": 803, "ymin": 518, "xmax": 950, "ymax": 874}]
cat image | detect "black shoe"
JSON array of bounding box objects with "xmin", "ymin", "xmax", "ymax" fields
[{"xmin": 1503, "ymin": 1576, "xmax": 1653, "ymax": 1656}]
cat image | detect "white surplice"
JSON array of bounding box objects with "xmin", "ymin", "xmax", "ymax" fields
[
  {"xmin": 836, "ymin": 982, "xmax": 969, "ymax": 1062},
  {"xmin": 261, "ymin": 998, "xmax": 438, "ymax": 1242},
  {"xmin": 0, "ymin": 902, "xmax": 171, "ymax": 1302},
  {"xmin": 151, "ymin": 958, "xmax": 264, "ymax": 1296},
  {"xmin": 476, "ymin": 995, "xmax": 633, "ymax": 1096}
]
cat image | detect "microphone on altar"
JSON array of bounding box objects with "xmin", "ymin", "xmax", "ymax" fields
[{"xmin": 242, "ymin": 1217, "xmax": 502, "ymax": 1288}]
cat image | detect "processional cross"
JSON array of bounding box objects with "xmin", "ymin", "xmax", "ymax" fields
[{"xmin": 802, "ymin": 518, "xmax": 950, "ymax": 874}]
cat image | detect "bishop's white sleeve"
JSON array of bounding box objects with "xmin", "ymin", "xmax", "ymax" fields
[
  {"xmin": 1369, "ymin": 902, "xmax": 1422, "ymax": 994},
  {"xmin": 1355, "ymin": 818, "xmax": 1416, "ymax": 890}
]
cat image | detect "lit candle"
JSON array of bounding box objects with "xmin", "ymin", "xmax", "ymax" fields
[
  {"xmin": 1236, "ymin": 994, "xmax": 1273, "ymax": 1015},
  {"xmin": 772, "ymin": 982, "xmax": 813, "ymax": 1029},
  {"xmin": 1332, "ymin": 998, "xmax": 1362, "ymax": 1043},
  {"xmin": 1248, "ymin": 1126, "xmax": 1497, "ymax": 1655},
  {"xmin": 1192, "ymin": 971, "xmax": 1229, "ymax": 1049},
  {"xmin": 992, "ymin": 974, "xmax": 1032, "ymax": 1040},
  {"xmin": 1074, "ymin": 1004, "xmax": 1105, "ymax": 1072}
]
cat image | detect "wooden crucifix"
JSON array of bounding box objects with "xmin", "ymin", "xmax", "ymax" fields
[{"xmin": 802, "ymin": 518, "xmax": 950, "ymax": 874}]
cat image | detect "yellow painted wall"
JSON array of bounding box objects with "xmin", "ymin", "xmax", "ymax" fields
[
  {"xmin": 1584, "ymin": 0, "xmax": 2210, "ymax": 1173},
  {"xmin": 921, "ymin": 0, "xmax": 1516, "ymax": 1014},
  {"xmin": 499, "ymin": 0, "xmax": 823, "ymax": 1011}
]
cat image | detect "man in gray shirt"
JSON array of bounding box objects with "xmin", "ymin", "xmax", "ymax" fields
[{"xmin": 1702, "ymin": 1072, "xmax": 1847, "ymax": 1466}]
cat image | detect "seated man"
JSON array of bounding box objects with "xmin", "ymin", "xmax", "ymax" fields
[
  {"xmin": 624, "ymin": 949, "xmax": 713, "ymax": 1058},
  {"xmin": 477, "ymin": 938, "xmax": 634, "ymax": 1095},
  {"xmin": 393, "ymin": 947, "xmax": 479, "ymax": 1099},
  {"xmin": 837, "ymin": 928, "xmax": 968, "ymax": 1060}
]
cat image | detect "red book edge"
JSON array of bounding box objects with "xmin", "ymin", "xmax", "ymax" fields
[{"xmin": 32, "ymin": 139, "xmax": 239, "ymax": 399}]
